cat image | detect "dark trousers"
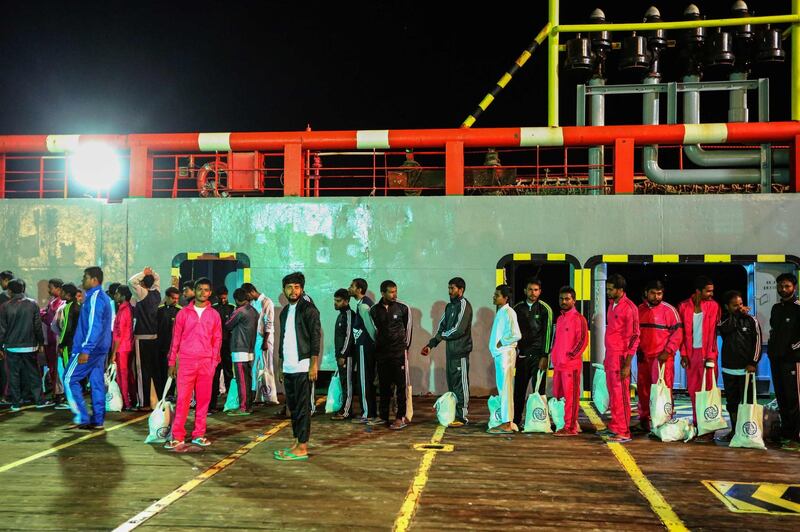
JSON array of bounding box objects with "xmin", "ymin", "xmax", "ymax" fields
[
  {"xmin": 284, "ymin": 372, "xmax": 311, "ymax": 443},
  {"xmin": 232, "ymin": 360, "xmax": 253, "ymax": 411},
  {"xmin": 356, "ymin": 343, "xmax": 377, "ymax": 419},
  {"xmin": 771, "ymin": 357, "xmax": 800, "ymax": 442},
  {"xmin": 210, "ymin": 349, "xmax": 233, "ymax": 409},
  {"xmin": 135, "ymin": 337, "xmax": 160, "ymax": 407},
  {"xmin": 722, "ymin": 372, "xmax": 746, "ymax": 432},
  {"xmin": 338, "ymin": 357, "xmax": 361, "ymax": 417},
  {"xmin": 7, "ymin": 352, "xmax": 43, "ymax": 407},
  {"xmin": 513, "ymin": 355, "xmax": 547, "ymax": 425},
  {"xmin": 377, "ymin": 350, "xmax": 407, "ymax": 421},
  {"xmin": 446, "ymin": 355, "xmax": 470, "ymax": 422},
  {"xmin": 0, "ymin": 355, "xmax": 11, "ymax": 399}
]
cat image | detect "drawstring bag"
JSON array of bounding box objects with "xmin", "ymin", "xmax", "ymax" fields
[
  {"xmin": 487, "ymin": 395, "xmax": 503, "ymax": 429},
  {"xmin": 434, "ymin": 392, "xmax": 457, "ymax": 427},
  {"xmin": 652, "ymin": 417, "xmax": 696, "ymax": 442},
  {"xmin": 592, "ymin": 363, "xmax": 609, "ymax": 414},
  {"xmin": 730, "ymin": 373, "xmax": 766, "ymax": 450},
  {"xmin": 650, "ymin": 362, "xmax": 673, "ymax": 429},
  {"xmin": 695, "ymin": 365, "xmax": 728, "ymax": 436},
  {"xmin": 145, "ymin": 377, "xmax": 175, "ymax": 444},
  {"xmin": 224, "ymin": 377, "xmax": 240, "ymax": 412},
  {"xmin": 548, "ymin": 397, "xmax": 566, "ymax": 432},
  {"xmin": 325, "ymin": 370, "xmax": 344, "ymax": 413},
  {"xmin": 524, "ymin": 371, "xmax": 552, "ymax": 433},
  {"xmin": 104, "ymin": 363, "xmax": 123, "ymax": 412}
]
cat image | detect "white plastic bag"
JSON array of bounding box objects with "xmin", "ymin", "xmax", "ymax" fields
[
  {"xmin": 649, "ymin": 362, "xmax": 673, "ymax": 429},
  {"xmin": 652, "ymin": 417, "xmax": 696, "ymax": 442},
  {"xmin": 730, "ymin": 373, "xmax": 766, "ymax": 450},
  {"xmin": 592, "ymin": 363, "xmax": 609, "ymax": 415},
  {"xmin": 434, "ymin": 391, "xmax": 457, "ymax": 427},
  {"xmin": 487, "ymin": 395, "xmax": 503, "ymax": 429},
  {"xmin": 325, "ymin": 370, "xmax": 344, "ymax": 414},
  {"xmin": 548, "ymin": 397, "xmax": 566, "ymax": 432},
  {"xmin": 145, "ymin": 377, "xmax": 175, "ymax": 444},
  {"xmin": 524, "ymin": 371, "xmax": 552, "ymax": 433},
  {"xmin": 104, "ymin": 363, "xmax": 123, "ymax": 413},
  {"xmin": 762, "ymin": 398, "xmax": 782, "ymax": 443},
  {"xmin": 695, "ymin": 365, "xmax": 728, "ymax": 436}
]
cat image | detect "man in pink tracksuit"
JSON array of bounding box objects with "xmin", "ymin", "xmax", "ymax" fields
[
  {"xmin": 635, "ymin": 280, "xmax": 682, "ymax": 432},
  {"xmin": 552, "ymin": 286, "xmax": 588, "ymax": 436},
  {"xmin": 111, "ymin": 286, "xmax": 135, "ymax": 410},
  {"xmin": 166, "ymin": 278, "xmax": 222, "ymax": 451},
  {"xmin": 602, "ymin": 274, "xmax": 640, "ymax": 442},
  {"xmin": 678, "ymin": 275, "xmax": 721, "ymax": 441},
  {"xmin": 41, "ymin": 279, "xmax": 64, "ymax": 401}
]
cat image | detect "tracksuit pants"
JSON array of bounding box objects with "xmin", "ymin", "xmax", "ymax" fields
[
  {"xmin": 722, "ymin": 371, "xmax": 746, "ymax": 433},
  {"xmin": 493, "ymin": 349, "xmax": 515, "ymax": 425},
  {"xmin": 553, "ymin": 366, "xmax": 581, "ymax": 433},
  {"xmin": 135, "ymin": 336, "xmax": 160, "ymax": 408},
  {"xmin": 770, "ymin": 356, "xmax": 800, "ymax": 442},
  {"xmin": 116, "ymin": 350, "xmax": 135, "ymax": 409},
  {"xmin": 513, "ymin": 354, "xmax": 545, "ymax": 426},
  {"xmin": 636, "ymin": 356, "xmax": 674, "ymax": 426},
  {"xmin": 7, "ymin": 352, "xmax": 44, "ymax": 407},
  {"xmin": 0, "ymin": 355, "xmax": 10, "ymax": 399},
  {"xmin": 338, "ymin": 357, "xmax": 361, "ymax": 417},
  {"xmin": 377, "ymin": 350, "xmax": 407, "ymax": 421},
  {"xmin": 356, "ymin": 343, "xmax": 377, "ymax": 419},
  {"xmin": 447, "ymin": 354, "xmax": 470, "ymax": 422},
  {"xmin": 605, "ymin": 351, "xmax": 632, "ymax": 438},
  {"xmin": 284, "ymin": 372, "xmax": 311, "ymax": 444},
  {"xmin": 252, "ymin": 338, "xmax": 278, "ymax": 404},
  {"xmin": 64, "ymin": 354, "xmax": 105, "ymax": 426},
  {"xmin": 44, "ymin": 342, "xmax": 63, "ymax": 396},
  {"xmin": 233, "ymin": 360, "xmax": 254, "ymax": 412},
  {"xmin": 210, "ymin": 349, "xmax": 233, "ymax": 410},
  {"xmin": 172, "ymin": 357, "xmax": 215, "ymax": 441},
  {"xmin": 685, "ymin": 348, "xmax": 717, "ymax": 426}
]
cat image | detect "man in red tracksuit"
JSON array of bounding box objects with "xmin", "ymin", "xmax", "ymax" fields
[
  {"xmin": 40, "ymin": 279, "xmax": 64, "ymax": 401},
  {"xmin": 635, "ymin": 280, "xmax": 682, "ymax": 432},
  {"xmin": 602, "ymin": 274, "xmax": 640, "ymax": 442},
  {"xmin": 551, "ymin": 286, "xmax": 588, "ymax": 436},
  {"xmin": 678, "ymin": 275, "xmax": 722, "ymax": 441},
  {"xmin": 111, "ymin": 286, "xmax": 135, "ymax": 410},
  {"xmin": 165, "ymin": 278, "xmax": 222, "ymax": 452}
]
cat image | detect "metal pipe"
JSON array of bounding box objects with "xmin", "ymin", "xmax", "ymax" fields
[
  {"xmin": 556, "ymin": 14, "xmax": 800, "ymax": 34},
  {"xmin": 548, "ymin": 0, "xmax": 559, "ymax": 127},
  {"xmin": 682, "ymin": 75, "xmax": 789, "ymax": 167},
  {"xmin": 728, "ymin": 72, "xmax": 749, "ymax": 123},
  {"xmin": 588, "ymin": 77, "xmax": 604, "ymax": 194}
]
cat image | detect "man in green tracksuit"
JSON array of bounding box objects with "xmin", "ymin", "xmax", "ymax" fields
[{"xmin": 421, "ymin": 277, "xmax": 473, "ymax": 426}]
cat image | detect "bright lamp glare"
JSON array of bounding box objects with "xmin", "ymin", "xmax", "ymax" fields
[{"xmin": 70, "ymin": 143, "xmax": 122, "ymax": 190}]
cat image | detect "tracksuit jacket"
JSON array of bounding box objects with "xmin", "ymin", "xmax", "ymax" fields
[
  {"xmin": 112, "ymin": 301, "xmax": 134, "ymax": 353},
  {"xmin": 0, "ymin": 294, "xmax": 45, "ymax": 349},
  {"xmin": 370, "ymin": 299, "xmax": 412, "ymax": 354},
  {"xmin": 718, "ymin": 312, "xmax": 762, "ymax": 369},
  {"xmin": 551, "ymin": 307, "xmax": 588, "ymax": 370},
  {"xmin": 637, "ymin": 301, "xmax": 683, "ymax": 357},
  {"xmin": 604, "ymin": 296, "xmax": 640, "ymax": 359},
  {"xmin": 678, "ymin": 298, "xmax": 721, "ymax": 361},
  {"xmin": 225, "ymin": 304, "xmax": 258, "ymax": 354},
  {"xmin": 71, "ymin": 286, "xmax": 113, "ymax": 358},
  {"xmin": 427, "ymin": 296, "xmax": 473, "ymax": 357},
  {"xmin": 335, "ymin": 307, "xmax": 356, "ymax": 359},
  {"xmin": 768, "ymin": 297, "xmax": 800, "ymax": 362},
  {"xmin": 168, "ymin": 303, "xmax": 222, "ymax": 366},
  {"xmin": 513, "ymin": 299, "xmax": 553, "ymax": 358}
]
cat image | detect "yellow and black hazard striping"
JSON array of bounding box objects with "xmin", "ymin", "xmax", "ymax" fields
[
  {"xmin": 703, "ymin": 481, "xmax": 800, "ymax": 515},
  {"xmin": 170, "ymin": 251, "xmax": 252, "ymax": 283}
]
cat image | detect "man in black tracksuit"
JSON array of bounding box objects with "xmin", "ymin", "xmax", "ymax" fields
[
  {"xmin": 768, "ymin": 273, "xmax": 800, "ymax": 446},
  {"xmin": 225, "ymin": 288, "xmax": 259, "ymax": 415},
  {"xmin": 422, "ymin": 277, "xmax": 472, "ymax": 426},
  {"xmin": 370, "ymin": 280, "xmax": 413, "ymax": 430},
  {"xmin": 276, "ymin": 272, "xmax": 321, "ymax": 460},
  {"xmin": 156, "ymin": 286, "xmax": 181, "ymax": 398},
  {"xmin": 718, "ymin": 290, "xmax": 762, "ymax": 441},
  {"xmin": 349, "ymin": 278, "xmax": 378, "ymax": 423},
  {"xmin": 129, "ymin": 269, "xmax": 162, "ymax": 408},
  {"xmin": 211, "ymin": 287, "xmax": 235, "ymax": 412},
  {"xmin": 332, "ymin": 288, "xmax": 359, "ymax": 420},
  {"xmin": 512, "ymin": 278, "xmax": 554, "ymax": 427}
]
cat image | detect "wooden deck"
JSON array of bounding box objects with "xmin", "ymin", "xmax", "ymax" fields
[{"xmin": 0, "ymin": 396, "xmax": 798, "ymax": 531}]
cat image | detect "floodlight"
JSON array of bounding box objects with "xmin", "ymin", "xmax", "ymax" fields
[{"xmin": 70, "ymin": 142, "xmax": 122, "ymax": 190}]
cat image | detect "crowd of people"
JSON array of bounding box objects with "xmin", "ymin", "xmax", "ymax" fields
[{"xmin": 0, "ymin": 266, "xmax": 798, "ymax": 459}]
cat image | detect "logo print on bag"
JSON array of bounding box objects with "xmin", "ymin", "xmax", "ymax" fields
[
  {"xmin": 743, "ymin": 421, "xmax": 758, "ymax": 436},
  {"xmin": 533, "ymin": 407, "xmax": 546, "ymax": 421},
  {"xmin": 157, "ymin": 426, "xmax": 171, "ymax": 438},
  {"xmin": 664, "ymin": 402, "xmax": 673, "ymax": 415},
  {"xmin": 704, "ymin": 405, "xmax": 719, "ymax": 421}
]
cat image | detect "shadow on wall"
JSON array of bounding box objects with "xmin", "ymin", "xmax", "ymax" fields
[
  {"xmin": 408, "ymin": 306, "xmax": 431, "ymax": 393},
  {"xmin": 473, "ymin": 306, "xmax": 497, "ymax": 397}
]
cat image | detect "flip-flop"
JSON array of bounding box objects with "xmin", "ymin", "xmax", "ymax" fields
[
  {"xmin": 486, "ymin": 427, "xmax": 515, "ymax": 434},
  {"xmin": 274, "ymin": 450, "xmax": 309, "ymax": 461}
]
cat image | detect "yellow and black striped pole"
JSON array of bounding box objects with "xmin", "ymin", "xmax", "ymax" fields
[{"xmin": 461, "ymin": 23, "xmax": 551, "ymax": 128}]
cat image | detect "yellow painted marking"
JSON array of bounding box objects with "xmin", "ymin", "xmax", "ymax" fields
[
  {"xmin": 412, "ymin": 442, "xmax": 454, "ymax": 452},
  {"xmin": 478, "ymin": 94, "xmax": 495, "ymax": 110},
  {"xmin": 0, "ymin": 404, "xmax": 36, "ymax": 417},
  {"xmin": 393, "ymin": 425, "xmax": 447, "ymax": 532},
  {"xmin": 218, "ymin": 252, "xmax": 236, "ymax": 259},
  {"xmin": 582, "ymin": 390, "xmax": 591, "ymax": 398},
  {"xmin": 574, "ymin": 268, "xmax": 583, "ymax": 300},
  {"xmin": 753, "ymin": 483, "xmax": 800, "ymax": 513},
  {"xmin": 461, "ymin": 115, "xmax": 476, "ymax": 128},
  {"xmin": 534, "ymin": 23, "xmax": 551, "ymax": 44},
  {"xmin": 243, "ymin": 268, "xmax": 251, "ymax": 283},
  {"xmin": 496, "ymin": 268, "xmax": 505, "ymax": 286},
  {"xmin": 547, "ymin": 369, "xmax": 555, "ymax": 377},
  {"xmin": 170, "ymin": 267, "xmax": 179, "ymax": 277},
  {"xmin": 0, "ymin": 414, "xmax": 149, "ymax": 474},
  {"xmin": 703, "ymin": 480, "xmax": 800, "ymax": 515},
  {"xmin": 582, "ymin": 331, "xmax": 591, "ymax": 361},
  {"xmin": 653, "ymin": 254, "xmax": 679, "ymax": 263},
  {"xmin": 704, "ymin": 254, "xmax": 731, "ymax": 263},
  {"xmin": 114, "ymin": 420, "xmax": 291, "ymax": 531},
  {"xmin": 516, "ymin": 50, "xmax": 531, "ymax": 67},
  {"xmin": 683, "ymin": 123, "xmax": 727, "ymax": 144},
  {"xmin": 187, "ymin": 252, "xmax": 202, "ymax": 260},
  {"xmin": 498, "ymin": 73, "xmax": 512, "ymax": 88},
  {"xmin": 581, "ymin": 403, "xmax": 688, "ymax": 531},
  {"xmin": 547, "ymin": 253, "xmax": 566, "ymax": 261},
  {"xmin": 519, "ymin": 127, "xmax": 564, "ymax": 147},
  {"xmin": 513, "ymin": 253, "xmax": 532, "ymax": 261},
  {"xmin": 602, "ymin": 254, "xmax": 628, "ymax": 263},
  {"xmin": 757, "ymin": 254, "xmax": 786, "ymax": 263}
]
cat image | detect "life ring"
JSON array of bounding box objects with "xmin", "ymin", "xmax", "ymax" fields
[{"xmin": 196, "ymin": 161, "xmax": 228, "ymax": 197}]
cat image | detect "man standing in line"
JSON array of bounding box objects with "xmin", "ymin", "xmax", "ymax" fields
[
  {"xmin": 275, "ymin": 272, "xmax": 320, "ymax": 460},
  {"xmin": 767, "ymin": 273, "xmax": 800, "ymax": 449},
  {"xmin": 331, "ymin": 288, "xmax": 359, "ymax": 420},
  {"xmin": 225, "ymin": 288, "xmax": 259, "ymax": 416},
  {"xmin": 348, "ymin": 278, "xmax": 378, "ymax": 424},
  {"xmin": 678, "ymin": 275, "xmax": 722, "ymax": 442},
  {"xmin": 180, "ymin": 280, "xmax": 195, "ymax": 307},
  {"xmin": 166, "ymin": 278, "xmax": 222, "ymax": 451},
  {"xmin": 422, "ymin": 277, "xmax": 473, "ymax": 427},
  {"xmin": 0, "ymin": 278, "xmax": 52, "ymax": 411},
  {"xmin": 40, "ymin": 278, "xmax": 64, "ymax": 401},
  {"xmin": 156, "ymin": 287, "xmax": 182, "ymax": 398},
  {"xmin": 602, "ymin": 274, "xmax": 640, "ymax": 443},
  {"xmin": 0, "ymin": 270, "xmax": 15, "ymax": 404},
  {"xmin": 488, "ymin": 284, "xmax": 522, "ymax": 434},
  {"xmin": 110, "ymin": 286, "xmax": 135, "ymax": 411},
  {"xmin": 717, "ymin": 290, "xmax": 762, "ymax": 443},
  {"xmin": 512, "ymin": 277, "xmax": 553, "ymax": 428},
  {"xmin": 635, "ymin": 280, "xmax": 682, "ymax": 433},
  {"xmin": 64, "ymin": 267, "xmax": 113, "ymax": 429},
  {"xmin": 211, "ymin": 286, "xmax": 235, "ymax": 412},
  {"xmin": 129, "ymin": 267, "xmax": 161, "ymax": 409},
  {"xmin": 551, "ymin": 286, "xmax": 588, "ymax": 437},
  {"xmin": 370, "ymin": 280, "xmax": 413, "ymax": 430},
  {"xmin": 54, "ymin": 283, "xmax": 81, "ymax": 410},
  {"xmin": 242, "ymin": 283, "xmax": 278, "ymax": 405}
]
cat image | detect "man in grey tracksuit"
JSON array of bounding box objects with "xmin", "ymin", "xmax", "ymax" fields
[{"xmin": 422, "ymin": 277, "xmax": 473, "ymax": 426}]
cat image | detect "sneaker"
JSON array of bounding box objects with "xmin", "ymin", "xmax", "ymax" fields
[
  {"xmin": 781, "ymin": 440, "xmax": 800, "ymax": 451},
  {"xmin": 10, "ymin": 405, "xmax": 22, "ymax": 412},
  {"xmin": 54, "ymin": 403, "xmax": 72, "ymax": 410},
  {"xmin": 36, "ymin": 400, "xmax": 56, "ymax": 409},
  {"xmin": 0, "ymin": 398, "xmax": 11, "ymax": 406},
  {"xmin": 191, "ymin": 436, "xmax": 212, "ymax": 447},
  {"xmin": 366, "ymin": 417, "xmax": 387, "ymax": 426},
  {"xmin": 389, "ymin": 418, "xmax": 408, "ymax": 430},
  {"xmin": 715, "ymin": 431, "xmax": 734, "ymax": 443},
  {"xmin": 350, "ymin": 416, "xmax": 368, "ymax": 424},
  {"xmin": 89, "ymin": 424, "xmax": 105, "ymax": 431}
]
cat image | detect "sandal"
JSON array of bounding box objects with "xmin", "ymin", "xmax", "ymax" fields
[
  {"xmin": 274, "ymin": 450, "xmax": 309, "ymax": 461},
  {"xmin": 191, "ymin": 437, "xmax": 212, "ymax": 447},
  {"xmin": 487, "ymin": 427, "xmax": 514, "ymax": 434},
  {"xmin": 164, "ymin": 440, "xmax": 186, "ymax": 450}
]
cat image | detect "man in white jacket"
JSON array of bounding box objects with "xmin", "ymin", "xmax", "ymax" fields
[{"xmin": 489, "ymin": 284, "xmax": 522, "ymax": 434}]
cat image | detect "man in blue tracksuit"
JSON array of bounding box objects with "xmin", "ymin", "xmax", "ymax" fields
[{"xmin": 64, "ymin": 267, "xmax": 113, "ymax": 430}]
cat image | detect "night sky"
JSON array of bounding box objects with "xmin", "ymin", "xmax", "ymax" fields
[{"xmin": 0, "ymin": 1, "xmax": 792, "ymax": 135}]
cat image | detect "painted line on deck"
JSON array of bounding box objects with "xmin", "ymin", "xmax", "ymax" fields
[
  {"xmin": 0, "ymin": 404, "xmax": 37, "ymax": 417},
  {"xmin": 580, "ymin": 402, "xmax": 688, "ymax": 532},
  {"xmin": 0, "ymin": 413, "xmax": 149, "ymax": 474},
  {"xmin": 392, "ymin": 424, "xmax": 447, "ymax": 532}
]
